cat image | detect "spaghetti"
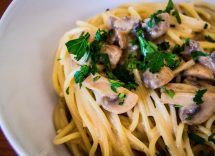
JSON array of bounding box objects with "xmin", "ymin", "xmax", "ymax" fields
[{"xmin": 52, "ymin": 1, "xmax": 215, "ymax": 155}]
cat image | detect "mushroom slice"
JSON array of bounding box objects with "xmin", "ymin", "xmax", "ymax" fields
[
  {"xmin": 198, "ymin": 51, "xmax": 215, "ymax": 74},
  {"xmin": 179, "ymin": 92, "xmax": 215, "ymax": 125},
  {"xmin": 101, "ymin": 44, "xmax": 123, "ymax": 68},
  {"xmin": 142, "ymin": 13, "xmax": 170, "ymax": 39},
  {"xmin": 141, "ymin": 66, "xmax": 174, "ymax": 89},
  {"xmin": 161, "ymin": 83, "xmax": 215, "ymax": 125},
  {"xmin": 83, "ymin": 74, "xmax": 138, "ymax": 114},
  {"xmin": 181, "ymin": 40, "xmax": 203, "ymax": 60},
  {"xmin": 183, "ymin": 63, "xmax": 214, "ymax": 80}
]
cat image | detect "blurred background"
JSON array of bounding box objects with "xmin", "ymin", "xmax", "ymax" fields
[{"xmin": 0, "ymin": 1, "xmax": 17, "ymax": 156}]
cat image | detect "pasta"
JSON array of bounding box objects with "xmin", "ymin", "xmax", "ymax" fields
[{"xmin": 52, "ymin": 1, "xmax": 215, "ymax": 155}]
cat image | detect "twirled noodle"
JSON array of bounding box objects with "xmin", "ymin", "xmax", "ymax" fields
[{"xmin": 52, "ymin": 1, "xmax": 215, "ymax": 156}]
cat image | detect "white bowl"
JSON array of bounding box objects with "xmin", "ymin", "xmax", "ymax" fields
[{"xmin": 0, "ymin": 0, "xmax": 213, "ymax": 155}]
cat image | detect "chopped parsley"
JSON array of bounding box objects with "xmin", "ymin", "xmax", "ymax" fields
[
  {"xmin": 57, "ymin": 58, "xmax": 61, "ymax": 61},
  {"xmin": 193, "ymin": 89, "xmax": 207, "ymax": 105},
  {"xmin": 172, "ymin": 38, "xmax": 189, "ymax": 54},
  {"xmin": 65, "ymin": 32, "xmax": 90, "ymax": 61},
  {"xmin": 93, "ymin": 75, "xmax": 101, "ymax": 82},
  {"xmin": 126, "ymin": 53, "xmax": 145, "ymax": 72},
  {"xmin": 147, "ymin": 0, "xmax": 181, "ymax": 28},
  {"xmin": 205, "ymin": 35, "xmax": 215, "ymax": 43},
  {"xmin": 174, "ymin": 104, "xmax": 183, "ymax": 108},
  {"xmin": 204, "ymin": 23, "xmax": 208, "ymax": 29},
  {"xmin": 188, "ymin": 132, "xmax": 205, "ymax": 144},
  {"xmin": 157, "ymin": 41, "xmax": 170, "ymax": 51},
  {"xmin": 161, "ymin": 86, "xmax": 175, "ymax": 98},
  {"xmin": 191, "ymin": 51, "xmax": 209, "ymax": 60},
  {"xmin": 95, "ymin": 29, "xmax": 109, "ymax": 42},
  {"xmin": 185, "ymin": 116, "xmax": 192, "ymax": 120},
  {"xmin": 137, "ymin": 29, "xmax": 180, "ymax": 73},
  {"xmin": 66, "ymin": 87, "xmax": 70, "ymax": 95},
  {"xmin": 109, "ymin": 79, "xmax": 125, "ymax": 92},
  {"xmin": 74, "ymin": 65, "xmax": 91, "ymax": 87},
  {"xmin": 208, "ymin": 133, "xmax": 215, "ymax": 144},
  {"xmin": 118, "ymin": 93, "xmax": 126, "ymax": 105}
]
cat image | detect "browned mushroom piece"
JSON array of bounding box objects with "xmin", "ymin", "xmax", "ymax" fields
[
  {"xmin": 104, "ymin": 15, "xmax": 140, "ymax": 49},
  {"xmin": 183, "ymin": 63, "xmax": 215, "ymax": 81},
  {"xmin": 142, "ymin": 13, "xmax": 170, "ymax": 39},
  {"xmin": 161, "ymin": 83, "xmax": 215, "ymax": 125},
  {"xmin": 101, "ymin": 44, "xmax": 123, "ymax": 68},
  {"xmin": 141, "ymin": 66, "xmax": 174, "ymax": 89},
  {"xmin": 184, "ymin": 78, "xmax": 215, "ymax": 93},
  {"xmin": 198, "ymin": 51, "xmax": 215, "ymax": 74},
  {"xmin": 181, "ymin": 40, "xmax": 203, "ymax": 60},
  {"xmin": 83, "ymin": 74, "xmax": 138, "ymax": 114}
]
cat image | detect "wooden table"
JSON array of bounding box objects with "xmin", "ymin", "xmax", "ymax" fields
[{"xmin": 0, "ymin": 1, "xmax": 17, "ymax": 156}]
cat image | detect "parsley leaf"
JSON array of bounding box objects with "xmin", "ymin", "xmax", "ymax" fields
[
  {"xmin": 162, "ymin": 86, "xmax": 175, "ymax": 98},
  {"xmin": 204, "ymin": 23, "xmax": 208, "ymax": 29},
  {"xmin": 109, "ymin": 79, "xmax": 124, "ymax": 92},
  {"xmin": 126, "ymin": 53, "xmax": 146, "ymax": 72},
  {"xmin": 66, "ymin": 87, "xmax": 70, "ymax": 95},
  {"xmin": 205, "ymin": 35, "xmax": 215, "ymax": 43},
  {"xmin": 188, "ymin": 132, "xmax": 205, "ymax": 144},
  {"xmin": 147, "ymin": 0, "xmax": 181, "ymax": 28},
  {"xmin": 74, "ymin": 65, "xmax": 91, "ymax": 87},
  {"xmin": 191, "ymin": 51, "xmax": 209, "ymax": 60},
  {"xmin": 157, "ymin": 41, "xmax": 170, "ymax": 51},
  {"xmin": 93, "ymin": 75, "xmax": 101, "ymax": 82},
  {"xmin": 118, "ymin": 93, "xmax": 126, "ymax": 105},
  {"xmin": 147, "ymin": 11, "xmax": 164, "ymax": 28},
  {"xmin": 193, "ymin": 89, "xmax": 207, "ymax": 105},
  {"xmin": 95, "ymin": 29, "xmax": 109, "ymax": 42},
  {"xmin": 66, "ymin": 32, "xmax": 90, "ymax": 61},
  {"xmin": 137, "ymin": 30, "xmax": 180, "ymax": 73},
  {"xmin": 112, "ymin": 64, "xmax": 138, "ymax": 90},
  {"xmin": 208, "ymin": 133, "xmax": 215, "ymax": 144},
  {"xmin": 174, "ymin": 104, "xmax": 183, "ymax": 108},
  {"xmin": 172, "ymin": 38, "xmax": 189, "ymax": 54}
]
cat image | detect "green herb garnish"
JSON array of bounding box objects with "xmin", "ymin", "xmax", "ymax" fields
[
  {"xmin": 65, "ymin": 32, "xmax": 90, "ymax": 61},
  {"xmin": 137, "ymin": 30, "xmax": 180, "ymax": 73},
  {"xmin": 157, "ymin": 41, "xmax": 170, "ymax": 51},
  {"xmin": 66, "ymin": 87, "xmax": 70, "ymax": 95},
  {"xmin": 74, "ymin": 65, "xmax": 91, "ymax": 87},
  {"xmin": 57, "ymin": 58, "xmax": 61, "ymax": 61},
  {"xmin": 174, "ymin": 104, "xmax": 183, "ymax": 108},
  {"xmin": 193, "ymin": 89, "xmax": 207, "ymax": 105},
  {"xmin": 147, "ymin": 0, "xmax": 181, "ymax": 28},
  {"xmin": 186, "ymin": 116, "xmax": 192, "ymax": 120},
  {"xmin": 208, "ymin": 133, "xmax": 215, "ymax": 144},
  {"xmin": 205, "ymin": 35, "xmax": 215, "ymax": 43},
  {"xmin": 172, "ymin": 38, "xmax": 189, "ymax": 54},
  {"xmin": 109, "ymin": 79, "xmax": 125, "ymax": 92},
  {"xmin": 162, "ymin": 86, "xmax": 175, "ymax": 98},
  {"xmin": 95, "ymin": 29, "xmax": 109, "ymax": 42},
  {"xmin": 118, "ymin": 93, "xmax": 126, "ymax": 105},
  {"xmin": 93, "ymin": 75, "xmax": 101, "ymax": 82},
  {"xmin": 191, "ymin": 51, "xmax": 209, "ymax": 60},
  {"xmin": 188, "ymin": 132, "xmax": 205, "ymax": 144},
  {"xmin": 204, "ymin": 23, "xmax": 208, "ymax": 29}
]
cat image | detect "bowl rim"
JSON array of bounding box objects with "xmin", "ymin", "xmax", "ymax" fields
[{"xmin": 0, "ymin": 0, "xmax": 28, "ymax": 155}]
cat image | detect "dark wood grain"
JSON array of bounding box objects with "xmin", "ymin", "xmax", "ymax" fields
[{"xmin": 0, "ymin": 1, "xmax": 17, "ymax": 155}]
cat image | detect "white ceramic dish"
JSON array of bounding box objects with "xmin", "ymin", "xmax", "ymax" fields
[{"xmin": 0, "ymin": 0, "xmax": 213, "ymax": 155}]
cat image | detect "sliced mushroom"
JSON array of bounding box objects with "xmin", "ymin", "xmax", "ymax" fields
[
  {"xmin": 198, "ymin": 51, "xmax": 215, "ymax": 74},
  {"xmin": 101, "ymin": 44, "xmax": 123, "ymax": 68},
  {"xmin": 179, "ymin": 92, "xmax": 215, "ymax": 125},
  {"xmin": 104, "ymin": 15, "xmax": 140, "ymax": 49},
  {"xmin": 183, "ymin": 63, "xmax": 214, "ymax": 80},
  {"xmin": 161, "ymin": 83, "xmax": 215, "ymax": 125},
  {"xmin": 83, "ymin": 74, "xmax": 138, "ymax": 114},
  {"xmin": 142, "ymin": 13, "xmax": 170, "ymax": 39},
  {"xmin": 181, "ymin": 40, "xmax": 203, "ymax": 60},
  {"xmin": 141, "ymin": 66, "xmax": 174, "ymax": 89}
]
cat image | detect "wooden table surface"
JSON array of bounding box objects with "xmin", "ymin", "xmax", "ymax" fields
[{"xmin": 0, "ymin": 1, "xmax": 17, "ymax": 156}]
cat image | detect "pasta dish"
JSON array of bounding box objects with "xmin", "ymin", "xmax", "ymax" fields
[{"xmin": 52, "ymin": 0, "xmax": 215, "ymax": 155}]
